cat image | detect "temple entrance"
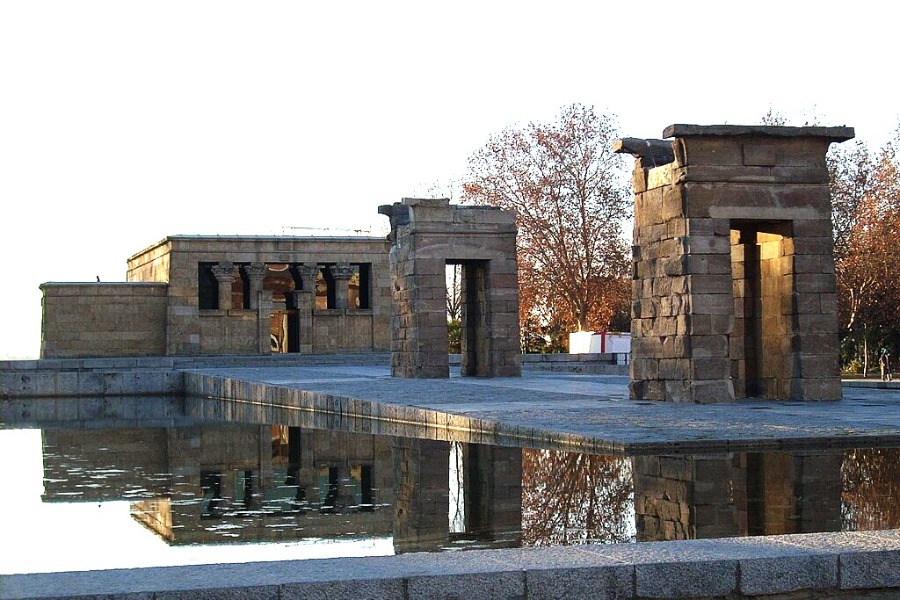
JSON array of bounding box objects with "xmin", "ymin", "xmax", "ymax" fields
[
  {"xmin": 730, "ymin": 221, "xmax": 793, "ymax": 399},
  {"xmin": 379, "ymin": 198, "xmax": 520, "ymax": 379},
  {"xmin": 447, "ymin": 260, "xmax": 491, "ymax": 376},
  {"xmin": 617, "ymin": 124, "xmax": 851, "ymax": 402}
]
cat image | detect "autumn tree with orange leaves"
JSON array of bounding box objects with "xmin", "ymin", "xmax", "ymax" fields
[
  {"xmin": 462, "ymin": 104, "xmax": 631, "ymax": 352},
  {"xmin": 520, "ymin": 448, "xmax": 633, "ymax": 546},
  {"xmin": 829, "ymin": 128, "xmax": 900, "ymax": 373}
]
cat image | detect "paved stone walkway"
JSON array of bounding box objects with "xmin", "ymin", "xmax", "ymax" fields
[{"xmin": 190, "ymin": 365, "xmax": 900, "ymax": 453}]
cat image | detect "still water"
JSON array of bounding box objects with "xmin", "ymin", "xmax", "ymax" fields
[{"xmin": 1, "ymin": 399, "xmax": 899, "ymax": 575}]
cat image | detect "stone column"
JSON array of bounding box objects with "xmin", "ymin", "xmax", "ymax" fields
[
  {"xmin": 291, "ymin": 264, "xmax": 317, "ymax": 354},
  {"xmin": 257, "ymin": 290, "xmax": 273, "ymax": 354},
  {"xmin": 211, "ymin": 262, "xmax": 238, "ymax": 311},
  {"xmin": 329, "ymin": 262, "xmax": 353, "ymax": 310},
  {"xmin": 243, "ymin": 263, "xmax": 267, "ymax": 310}
]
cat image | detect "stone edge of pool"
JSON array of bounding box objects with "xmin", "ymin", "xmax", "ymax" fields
[{"xmin": 2, "ymin": 530, "xmax": 899, "ymax": 599}]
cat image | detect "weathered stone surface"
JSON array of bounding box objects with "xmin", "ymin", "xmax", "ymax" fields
[
  {"xmin": 381, "ymin": 198, "xmax": 520, "ymax": 379},
  {"xmin": 627, "ymin": 124, "xmax": 851, "ymax": 403},
  {"xmin": 43, "ymin": 236, "xmax": 393, "ymax": 358}
]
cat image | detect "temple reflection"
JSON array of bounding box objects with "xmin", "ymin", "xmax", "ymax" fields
[
  {"xmin": 632, "ymin": 451, "xmax": 844, "ymax": 541},
  {"xmin": 42, "ymin": 425, "xmax": 395, "ymax": 545},
  {"xmin": 36, "ymin": 421, "xmax": 900, "ymax": 552}
]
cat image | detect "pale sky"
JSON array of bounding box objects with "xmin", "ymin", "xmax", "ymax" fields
[{"xmin": 2, "ymin": 1, "xmax": 898, "ymax": 359}]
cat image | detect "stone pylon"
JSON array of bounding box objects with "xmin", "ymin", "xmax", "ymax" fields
[
  {"xmin": 378, "ymin": 198, "xmax": 520, "ymax": 378},
  {"xmin": 615, "ymin": 125, "xmax": 854, "ymax": 403}
]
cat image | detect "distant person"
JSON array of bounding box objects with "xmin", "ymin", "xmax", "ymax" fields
[{"xmin": 879, "ymin": 349, "xmax": 892, "ymax": 381}]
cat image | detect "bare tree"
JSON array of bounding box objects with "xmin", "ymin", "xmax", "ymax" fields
[
  {"xmin": 521, "ymin": 448, "xmax": 633, "ymax": 545},
  {"xmin": 462, "ymin": 104, "xmax": 631, "ymax": 342}
]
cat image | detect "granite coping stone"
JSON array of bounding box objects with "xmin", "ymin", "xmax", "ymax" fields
[{"xmin": 4, "ymin": 533, "xmax": 900, "ymax": 600}]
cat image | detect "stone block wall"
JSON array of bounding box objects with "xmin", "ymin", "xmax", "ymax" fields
[
  {"xmin": 125, "ymin": 235, "xmax": 391, "ymax": 356},
  {"xmin": 618, "ymin": 125, "xmax": 853, "ymax": 402},
  {"xmin": 40, "ymin": 282, "xmax": 168, "ymax": 358},
  {"xmin": 380, "ymin": 198, "xmax": 520, "ymax": 378},
  {"xmin": 312, "ymin": 310, "xmax": 376, "ymax": 353}
]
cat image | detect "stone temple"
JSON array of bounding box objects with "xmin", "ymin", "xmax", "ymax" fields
[{"xmin": 615, "ymin": 124, "xmax": 854, "ymax": 403}]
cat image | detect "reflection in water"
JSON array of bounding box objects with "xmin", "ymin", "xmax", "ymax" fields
[
  {"xmin": 42, "ymin": 424, "xmax": 394, "ymax": 547},
  {"xmin": 843, "ymin": 448, "xmax": 900, "ymax": 531},
  {"xmin": 521, "ymin": 449, "xmax": 633, "ymax": 545},
  {"xmin": 630, "ymin": 450, "xmax": 900, "ymax": 541},
  {"xmin": 13, "ymin": 416, "xmax": 900, "ymax": 571}
]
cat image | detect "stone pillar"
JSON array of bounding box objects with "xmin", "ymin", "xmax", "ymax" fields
[
  {"xmin": 378, "ymin": 198, "xmax": 520, "ymax": 379},
  {"xmin": 615, "ymin": 124, "xmax": 854, "ymax": 402},
  {"xmin": 291, "ymin": 264, "xmax": 317, "ymax": 354},
  {"xmin": 243, "ymin": 263, "xmax": 267, "ymax": 310},
  {"xmin": 210, "ymin": 262, "xmax": 238, "ymax": 311},
  {"xmin": 257, "ymin": 290, "xmax": 273, "ymax": 354},
  {"xmin": 329, "ymin": 262, "xmax": 353, "ymax": 310}
]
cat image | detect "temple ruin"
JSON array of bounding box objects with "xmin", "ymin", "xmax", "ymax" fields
[
  {"xmin": 379, "ymin": 198, "xmax": 520, "ymax": 378},
  {"xmin": 616, "ymin": 124, "xmax": 854, "ymax": 403}
]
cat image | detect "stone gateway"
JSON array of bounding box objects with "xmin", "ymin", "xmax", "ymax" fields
[
  {"xmin": 615, "ymin": 124, "xmax": 854, "ymax": 403},
  {"xmin": 379, "ymin": 198, "xmax": 521, "ymax": 378}
]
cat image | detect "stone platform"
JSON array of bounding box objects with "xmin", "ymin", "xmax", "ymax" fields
[
  {"xmin": 184, "ymin": 365, "xmax": 900, "ymax": 454},
  {"xmin": 3, "ymin": 359, "xmax": 900, "ymax": 599}
]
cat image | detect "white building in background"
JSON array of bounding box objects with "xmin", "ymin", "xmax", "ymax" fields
[{"xmin": 568, "ymin": 331, "xmax": 631, "ymax": 355}]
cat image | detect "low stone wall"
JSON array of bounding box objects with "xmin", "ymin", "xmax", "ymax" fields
[
  {"xmin": 520, "ymin": 352, "xmax": 629, "ymax": 375},
  {"xmin": 0, "ymin": 353, "xmax": 391, "ymax": 398},
  {"xmin": 2, "ymin": 353, "xmax": 627, "ymax": 399},
  {"xmin": 449, "ymin": 352, "xmax": 629, "ymax": 375}
]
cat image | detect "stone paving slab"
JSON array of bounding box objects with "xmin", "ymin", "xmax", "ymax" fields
[{"xmin": 187, "ymin": 366, "xmax": 900, "ymax": 453}]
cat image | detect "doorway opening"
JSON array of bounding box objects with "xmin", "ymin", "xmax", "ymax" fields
[
  {"xmin": 446, "ymin": 260, "xmax": 491, "ymax": 376},
  {"xmin": 730, "ymin": 221, "xmax": 793, "ymax": 399}
]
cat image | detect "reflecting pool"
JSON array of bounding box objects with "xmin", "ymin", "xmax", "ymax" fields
[{"xmin": 2, "ymin": 397, "xmax": 899, "ymax": 575}]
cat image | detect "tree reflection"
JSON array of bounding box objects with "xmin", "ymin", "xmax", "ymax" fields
[
  {"xmin": 842, "ymin": 447, "xmax": 900, "ymax": 531},
  {"xmin": 521, "ymin": 449, "xmax": 634, "ymax": 545}
]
